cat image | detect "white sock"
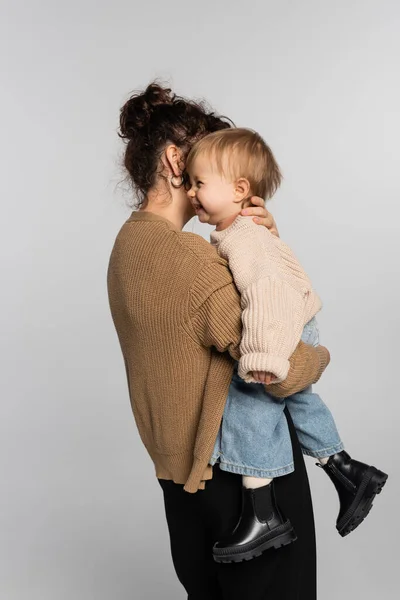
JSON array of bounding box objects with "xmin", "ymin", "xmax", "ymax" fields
[
  {"xmin": 318, "ymin": 456, "xmax": 329, "ymax": 466},
  {"xmin": 243, "ymin": 475, "xmax": 273, "ymax": 489}
]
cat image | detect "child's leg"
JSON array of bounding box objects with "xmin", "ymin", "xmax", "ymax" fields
[
  {"xmin": 285, "ymin": 386, "xmax": 344, "ymax": 460},
  {"xmin": 212, "ymin": 370, "xmax": 296, "ymax": 563},
  {"xmin": 243, "ymin": 476, "xmax": 273, "ymax": 488},
  {"xmin": 218, "ymin": 370, "xmax": 295, "ymax": 479},
  {"xmin": 213, "ymin": 475, "xmax": 296, "ymax": 563},
  {"xmin": 287, "ymin": 387, "xmax": 388, "ymax": 537},
  {"xmin": 294, "ymin": 317, "xmax": 344, "ymax": 460},
  {"xmin": 289, "ymin": 318, "xmax": 388, "ymax": 537}
]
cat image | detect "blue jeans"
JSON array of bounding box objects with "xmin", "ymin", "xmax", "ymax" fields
[{"xmin": 210, "ymin": 317, "xmax": 344, "ymax": 478}]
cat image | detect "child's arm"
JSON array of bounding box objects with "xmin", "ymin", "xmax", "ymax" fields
[
  {"xmin": 239, "ymin": 275, "xmax": 306, "ymax": 383},
  {"xmin": 213, "ymin": 217, "xmax": 313, "ymax": 385}
]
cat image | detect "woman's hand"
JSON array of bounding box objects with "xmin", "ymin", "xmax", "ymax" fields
[{"xmin": 240, "ymin": 197, "xmax": 279, "ymax": 237}]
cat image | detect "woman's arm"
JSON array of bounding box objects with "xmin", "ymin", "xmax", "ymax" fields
[
  {"xmin": 189, "ymin": 260, "xmax": 330, "ymax": 398},
  {"xmin": 264, "ymin": 341, "xmax": 330, "ymax": 398}
]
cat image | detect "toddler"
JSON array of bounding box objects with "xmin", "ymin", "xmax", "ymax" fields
[{"xmin": 186, "ymin": 128, "xmax": 388, "ymax": 564}]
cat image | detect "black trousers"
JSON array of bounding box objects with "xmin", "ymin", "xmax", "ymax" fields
[{"xmin": 158, "ymin": 408, "xmax": 317, "ymax": 599}]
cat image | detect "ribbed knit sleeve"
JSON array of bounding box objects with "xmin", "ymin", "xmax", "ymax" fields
[
  {"xmin": 189, "ymin": 260, "xmax": 242, "ymax": 361},
  {"xmin": 238, "ymin": 277, "xmax": 305, "ymax": 382}
]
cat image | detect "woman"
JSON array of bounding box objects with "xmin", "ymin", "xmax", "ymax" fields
[{"xmin": 107, "ymin": 83, "xmax": 330, "ymax": 599}]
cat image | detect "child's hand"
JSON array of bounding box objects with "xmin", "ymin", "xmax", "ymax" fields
[
  {"xmin": 252, "ymin": 372, "xmax": 277, "ymax": 384},
  {"xmin": 241, "ymin": 197, "xmax": 280, "ymax": 237}
]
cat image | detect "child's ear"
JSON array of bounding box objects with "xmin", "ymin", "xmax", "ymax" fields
[{"xmin": 235, "ymin": 178, "xmax": 251, "ymax": 200}]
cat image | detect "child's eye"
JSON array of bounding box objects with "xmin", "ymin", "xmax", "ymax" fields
[{"xmin": 197, "ymin": 181, "xmax": 203, "ymax": 187}]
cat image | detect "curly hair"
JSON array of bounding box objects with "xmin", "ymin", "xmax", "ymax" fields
[{"xmin": 118, "ymin": 82, "xmax": 232, "ymax": 207}]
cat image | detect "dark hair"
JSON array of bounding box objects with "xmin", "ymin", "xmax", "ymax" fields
[{"xmin": 118, "ymin": 81, "xmax": 232, "ymax": 207}]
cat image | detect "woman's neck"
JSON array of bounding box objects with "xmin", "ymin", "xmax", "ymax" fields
[{"xmin": 140, "ymin": 188, "xmax": 193, "ymax": 231}]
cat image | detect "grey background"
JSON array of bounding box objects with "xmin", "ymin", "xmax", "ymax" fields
[{"xmin": 1, "ymin": 0, "xmax": 399, "ymax": 598}]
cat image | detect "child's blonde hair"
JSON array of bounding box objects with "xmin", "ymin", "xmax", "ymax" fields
[{"xmin": 186, "ymin": 127, "xmax": 282, "ymax": 204}]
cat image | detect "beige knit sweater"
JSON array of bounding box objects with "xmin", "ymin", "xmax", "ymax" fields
[
  {"xmin": 107, "ymin": 211, "xmax": 330, "ymax": 493},
  {"xmin": 211, "ymin": 216, "xmax": 322, "ymax": 383}
]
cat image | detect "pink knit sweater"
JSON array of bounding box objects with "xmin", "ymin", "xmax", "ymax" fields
[{"xmin": 210, "ymin": 216, "xmax": 322, "ymax": 383}]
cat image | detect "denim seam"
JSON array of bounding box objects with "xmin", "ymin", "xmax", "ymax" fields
[
  {"xmin": 302, "ymin": 442, "xmax": 344, "ymax": 459},
  {"xmin": 218, "ymin": 459, "xmax": 295, "ymax": 478}
]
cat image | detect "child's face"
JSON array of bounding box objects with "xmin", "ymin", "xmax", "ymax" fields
[{"xmin": 187, "ymin": 155, "xmax": 241, "ymax": 225}]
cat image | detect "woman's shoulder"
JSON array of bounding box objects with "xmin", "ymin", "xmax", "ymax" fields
[{"xmin": 176, "ymin": 231, "xmax": 226, "ymax": 265}]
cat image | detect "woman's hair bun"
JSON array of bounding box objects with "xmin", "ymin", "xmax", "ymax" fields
[{"xmin": 119, "ymin": 82, "xmax": 174, "ymax": 139}]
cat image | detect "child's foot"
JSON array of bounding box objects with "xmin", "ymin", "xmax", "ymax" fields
[
  {"xmin": 317, "ymin": 450, "xmax": 388, "ymax": 537},
  {"xmin": 212, "ymin": 481, "xmax": 297, "ymax": 563}
]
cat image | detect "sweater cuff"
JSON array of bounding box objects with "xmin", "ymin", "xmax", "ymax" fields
[
  {"xmin": 313, "ymin": 345, "xmax": 331, "ymax": 383},
  {"xmin": 238, "ymin": 353, "xmax": 290, "ymax": 383},
  {"xmin": 183, "ymin": 458, "xmax": 213, "ymax": 493}
]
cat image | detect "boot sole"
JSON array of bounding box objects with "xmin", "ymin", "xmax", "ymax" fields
[
  {"xmin": 213, "ymin": 520, "xmax": 297, "ymax": 563},
  {"xmin": 337, "ymin": 467, "xmax": 388, "ymax": 537}
]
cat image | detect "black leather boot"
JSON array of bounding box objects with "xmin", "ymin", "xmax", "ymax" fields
[
  {"xmin": 213, "ymin": 481, "xmax": 297, "ymax": 563},
  {"xmin": 317, "ymin": 450, "xmax": 388, "ymax": 537}
]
